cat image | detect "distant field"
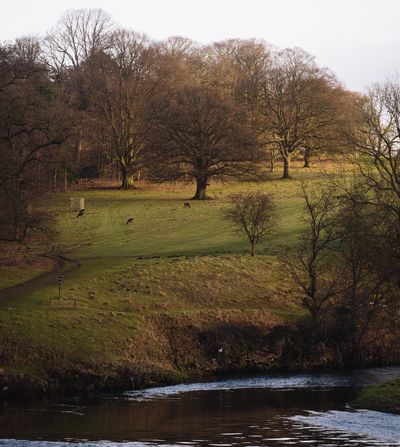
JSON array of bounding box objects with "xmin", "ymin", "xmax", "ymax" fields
[
  {"xmin": 49, "ymin": 165, "xmax": 326, "ymax": 260},
  {"xmin": 53, "ymin": 184, "xmax": 304, "ymax": 259}
]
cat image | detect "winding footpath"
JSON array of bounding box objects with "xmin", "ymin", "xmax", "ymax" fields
[{"xmin": 0, "ymin": 254, "xmax": 81, "ymax": 305}]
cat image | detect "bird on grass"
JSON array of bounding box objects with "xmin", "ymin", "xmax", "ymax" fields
[
  {"xmin": 126, "ymin": 217, "xmax": 134, "ymax": 225},
  {"xmin": 76, "ymin": 208, "xmax": 85, "ymax": 218}
]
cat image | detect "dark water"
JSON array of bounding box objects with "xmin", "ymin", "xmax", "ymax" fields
[{"xmin": 1, "ymin": 367, "xmax": 400, "ymax": 446}]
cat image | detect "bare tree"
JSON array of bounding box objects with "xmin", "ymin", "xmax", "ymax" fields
[
  {"xmin": 43, "ymin": 8, "xmax": 114, "ymax": 80},
  {"xmin": 258, "ymin": 48, "xmax": 343, "ymax": 179},
  {"xmin": 42, "ymin": 8, "xmax": 115, "ymax": 179},
  {"xmin": 84, "ymin": 30, "xmax": 159, "ymax": 188},
  {"xmin": 282, "ymin": 184, "xmax": 339, "ymax": 325},
  {"xmin": 148, "ymin": 86, "xmax": 259, "ymax": 199},
  {"xmin": 207, "ymin": 39, "xmax": 271, "ymax": 112},
  {"xmin": 333, "ymin": 184, "xmax": 398, "ymax": 359},
  {"xmin": 353, "ymin": 82, "xmax": 400, "ymax": 204},
  {"xmin": 157, "ymin": 36, "xmax": 205, "ymax": 92},
  {"xmin": 224, "ymin": 192, "xmax": 275, "ymax": 256},
  {"xmin": 350, "ymin": 80, "xmax": 400, "ymax": 262},
  {"xmin": 301, "ymin": 87, "xmax": 356, "ymax": 168},
  {"xmin": 207, "ymin": 40, "xmax": 279, "ymax": 173}
]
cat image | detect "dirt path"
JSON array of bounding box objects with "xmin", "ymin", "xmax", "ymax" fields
[{"xmin": 0, "ymin": 254, "xmax": 81, "ymax": 305}]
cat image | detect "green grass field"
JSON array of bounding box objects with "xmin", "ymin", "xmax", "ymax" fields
[
  {"xmin": 52, "ymin": 175, "xmax": 307, "ymax": 259},
  {"xmin": 0, "ymin": 163, "xmax": 335, "ymax": 389}
]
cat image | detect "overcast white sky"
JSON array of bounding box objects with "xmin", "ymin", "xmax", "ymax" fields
[{"xmin": 1, "ymin": 0, "xmax": 399, "ymax": 92}]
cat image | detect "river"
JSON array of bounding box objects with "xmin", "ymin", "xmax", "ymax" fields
[{"xmin": 1, "ymin": 366, "xmax": 400, "ymax": 446}]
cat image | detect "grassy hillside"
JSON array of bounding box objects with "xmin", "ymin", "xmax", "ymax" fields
[{"xmin": 0, "ymin": 163, "xmax": 335, "ymax": 396}]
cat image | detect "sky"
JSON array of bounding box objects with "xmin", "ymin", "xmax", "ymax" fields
[{"xmin": 1, "ymin": 0, "xmax": 400, "ymax": 92}]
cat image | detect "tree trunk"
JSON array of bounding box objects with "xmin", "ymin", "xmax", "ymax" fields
[
  {"xmin": 75, "ymin": 137, "xmax": 83, "ymax": 164},
  {"xmin": 12, "ymin": 219, "xmax": 18, "ymax": 241},
  {"xmin": 193, "ymin": 176, "xmax": 208, "ymax": 200},
  {"xmin": 303, "ymin": 148, "xmax": 311, "ymax": 168},
  {"xmin": 282, "ymin": 154, "xmax": 291, "ymax": 179},
  {"xmin": 269, "ymin": 148, "xmax": 278, "ymax": 172},
  {"xmin": 64, "ymin": 165, "xmax": 68, "ymax": 192},
  {"xmin": 53, "ymin": 165, "xmax": 58, "ymax": 192},
  {"xmin": 120, "ymin": 166, "xmax": 135, "ymax": 189},
  {"xmin": 250, "ymin": 241, "xmax": 255, "ymax": 257}
]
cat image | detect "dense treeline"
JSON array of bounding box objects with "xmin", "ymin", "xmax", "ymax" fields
[
  {"xmin": 0, "ymin": 37, "xmax": 75, "ymax": 241},
  {"xmin": 0, "ymin": 8, "xmax": 359, "ymax": 240}
]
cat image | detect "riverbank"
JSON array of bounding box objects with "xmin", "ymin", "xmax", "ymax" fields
[
  {"xmin": 1, "ymin": 302, "xmax": 399, "ymax": 402},
  {"xmin": 353, "ymin": 379, "xmax": 400, "ymax": 414},
  {"xmin": 0, "ymin": 272, "xmax": 299, "ymax": 402}
]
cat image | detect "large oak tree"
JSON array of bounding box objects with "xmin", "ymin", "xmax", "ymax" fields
[{"xmin": 148, "ymin": 86, "xmax": 259, "ymax": 199}]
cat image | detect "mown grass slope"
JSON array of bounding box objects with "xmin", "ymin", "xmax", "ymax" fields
[{"xmin": 52, "ymin": 175, "xmax": 307, "ymax": 259}]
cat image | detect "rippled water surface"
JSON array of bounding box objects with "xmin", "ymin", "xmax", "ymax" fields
[{"xmin": 1, "ymin": 366, "xmax": 400, "ymax": 446}]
